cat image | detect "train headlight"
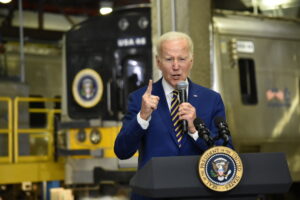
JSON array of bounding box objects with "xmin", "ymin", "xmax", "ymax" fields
[
  {"xmin": 77, "ymin": 129, "xmax": 86, "ymax": 142},
  {"xmin": 118, "ymin": 18, "xmax": 129, "ymax": 31},
  {"xmin": 90, "ymin": 128, "xmax": 101, "ymax": 144},
  {"xmin": 138, "ymin": 17, "xmax": 149, "ymax": 29}
]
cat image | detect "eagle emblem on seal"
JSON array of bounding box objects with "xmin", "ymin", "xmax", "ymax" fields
[
  {"xmin": 199, "ymin": 146, "xmax": 243, "ymax": 192},
  {"xmin": 211, "ymin": 157, "xmax": 232, "ymax": 181}
]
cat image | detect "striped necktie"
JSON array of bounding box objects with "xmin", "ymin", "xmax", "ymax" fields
[{"xmin": 170, "ymin": 90, "xmax": 183, "ymax": 147}]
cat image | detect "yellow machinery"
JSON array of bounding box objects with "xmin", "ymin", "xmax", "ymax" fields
[
  {"xmin": 57, "ymin": 122, "xmax": 137, "ymax": 185},
  {"xmin": 0, "ymin": 96, "xmax": 64, "ymax": 184},
  {"xmin": 67, "ymin": 127, "xmax": 120, "ymax": 159},
  {"xmin": 0, "ymin": 94, "xmax": 137, "ymax": 199}
]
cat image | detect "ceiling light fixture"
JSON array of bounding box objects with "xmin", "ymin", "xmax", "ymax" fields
[
  {"xmin": 99, "ymin": 0, "xmax": 113, "ymax": 15},
  {"xmin": 0, "ymin": 0, "xmax": 12, "ymax": 4}
]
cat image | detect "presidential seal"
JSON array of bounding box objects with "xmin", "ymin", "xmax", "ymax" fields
[
  {"xmin": 198, "ymin": 146, "xmax": 243, "ymax": 192},
  {"xmin": 72, "ymin": 68, "xmax": 103, "ymax": 108}
]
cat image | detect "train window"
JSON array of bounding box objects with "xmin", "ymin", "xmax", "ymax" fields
[
  {"xmin": 124, "ymin": 58, "xmax": 145, "ymax": 93},
  {"xmin": 119, "ymin": 57, "xmax": 146, "ymax": 113},
  {"xmin": 238, "ymin": 58, "xmax": 258, "ymax": 105}
]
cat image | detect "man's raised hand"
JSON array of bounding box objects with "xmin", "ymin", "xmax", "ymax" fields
[{"xmin": 140, "ymin": 80, "xmax": 160, "ymax": 120}]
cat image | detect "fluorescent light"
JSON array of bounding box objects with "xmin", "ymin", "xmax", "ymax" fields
[
  {"xmin": 260, "ymin": 0, "xmax": 290, "ymax": 8},
  {"xmin": 99, "ymin": 7, "xmax": 113, "ymax": 15},
  {"xmin": 0, "ymin": 0, "xmax": 12, "ymax": 4}
]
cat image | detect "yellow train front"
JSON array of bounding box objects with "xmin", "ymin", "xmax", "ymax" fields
[{"xmin": 58, "ymin": 5, "xmax": 152, "ymax": 192}]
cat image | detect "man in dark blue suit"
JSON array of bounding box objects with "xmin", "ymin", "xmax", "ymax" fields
[{"xmin": 114, "ymin": 31, "xmax": 233, "ymax": 200}]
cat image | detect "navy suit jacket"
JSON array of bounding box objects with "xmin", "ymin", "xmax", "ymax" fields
[{"xmin": 114, "ymin": 78, "xmax": 233, "ymax": 200}]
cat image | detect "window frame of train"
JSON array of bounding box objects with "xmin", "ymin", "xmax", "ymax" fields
[{"xmin": 238, "ymin": 58, "xmax": 258, "ymax": 105}]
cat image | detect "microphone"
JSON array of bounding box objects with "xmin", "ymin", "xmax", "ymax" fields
[
  {"xmin": 193, "ymin": 118, "xmax": 214, "ymax": 147},
  {"xmin": 214, "ymin": 116, "xmax": 230, "ymax": 146},
  {"xmin": 176, "ymin": 81, "xmax": 188, "ymax": 133}
]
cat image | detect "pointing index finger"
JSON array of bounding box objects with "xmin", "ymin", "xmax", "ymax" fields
[{"xmin": 145, "ymin": 79, "xmax": 153, "ymax": 95}]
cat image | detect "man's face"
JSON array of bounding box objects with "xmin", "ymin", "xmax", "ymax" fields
[{"xmin": 156, "ymin": 38, "xmax": 193, "ymax": 88}]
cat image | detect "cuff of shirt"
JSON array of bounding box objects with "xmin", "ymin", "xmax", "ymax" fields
[
  {"xmin": 188, "ymin": 130, "xmax": 199, "ymax": 141},
  {"xmin": 137, "ymin": 112, "xmax": 151, "ymax": 130}
]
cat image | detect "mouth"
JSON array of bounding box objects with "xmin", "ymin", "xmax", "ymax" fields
[{"xmin": 171, "ymin": 74, "xmax": 181, "ymax": 80}]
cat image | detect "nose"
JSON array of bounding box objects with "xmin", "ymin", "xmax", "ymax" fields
[{"xmin": 172, "ymin": 59, "xmax": 180, "ymax": 70}]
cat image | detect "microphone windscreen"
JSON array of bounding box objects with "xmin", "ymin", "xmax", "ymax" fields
[
  {"xmin": 214, "ymin": 116, "xmax": 225, "ymax": 126},
  {"xmin": 176, "ymin": 81, "xmax": 188, "ymax": 90}
]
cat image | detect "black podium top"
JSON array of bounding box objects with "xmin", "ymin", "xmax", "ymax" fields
[{"xmin": 130, "ymin": 152, "xmax": 292, "ymax": 199}]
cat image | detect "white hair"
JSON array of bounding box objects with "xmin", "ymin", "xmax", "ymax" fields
[{"xmin": 155, "ymin": 31, "xmax": 194, "ymax": 58}]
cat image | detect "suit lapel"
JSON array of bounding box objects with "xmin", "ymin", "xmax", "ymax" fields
[
  {"xmin": 188, "ymin": 80, "xmax": 199, "ymax": 109},
  {"xmin": 152, "ymin": 79, "xmax": 179, "ymax": 147}
]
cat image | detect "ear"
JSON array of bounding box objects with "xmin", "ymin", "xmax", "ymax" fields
[{"xmin": 190, "ymin": 57, "xmax": 193, "ymax": 68}]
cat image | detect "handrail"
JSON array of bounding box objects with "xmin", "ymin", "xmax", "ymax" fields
[
  {"xmin": 14, "ymin": 97, "xmax": 61, "ymax": 163},
  {"xmin": 0, "ymin": 97, "xmax": 13, "ymax": 163}
]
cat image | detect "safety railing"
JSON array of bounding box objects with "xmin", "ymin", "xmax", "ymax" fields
[
  {"xmin": 0, "ymin": 97, "xmax": 13, "ymax": 163},
  {"xmin": 14, "ymin": 97, "xmax": 61, "ymax": 163}
]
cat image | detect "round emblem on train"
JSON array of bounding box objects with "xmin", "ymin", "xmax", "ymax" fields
[
  {"xmin": 72, "ymin": 68, "xmax": 103, "ymax": 108},
  {"xmin": 198, "ymin": 146, "xmax": 243, "ymax": 192}
]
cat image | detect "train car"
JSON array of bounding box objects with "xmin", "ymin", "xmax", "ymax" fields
[
  {"xmin": 211, "ymin": 10, "xmax": 300, "ymax": 182},
  {"xmin": 59, "ymin": 5, "xmax": 152, "ymax": 190}
]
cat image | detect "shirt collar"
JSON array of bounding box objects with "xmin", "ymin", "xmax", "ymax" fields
[{"xmin": 162, "ymin": 78, "xmax": 189, "ymax": 96}]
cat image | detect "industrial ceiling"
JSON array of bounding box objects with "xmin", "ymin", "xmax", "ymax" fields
[{"xmin": 0, "ymin": 0, "xmax": 300, "ymax": 42}]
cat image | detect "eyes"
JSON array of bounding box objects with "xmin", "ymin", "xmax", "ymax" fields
[{"xmin": 162, "ymin": 57, "xmax": 190, "ymax": 64}]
